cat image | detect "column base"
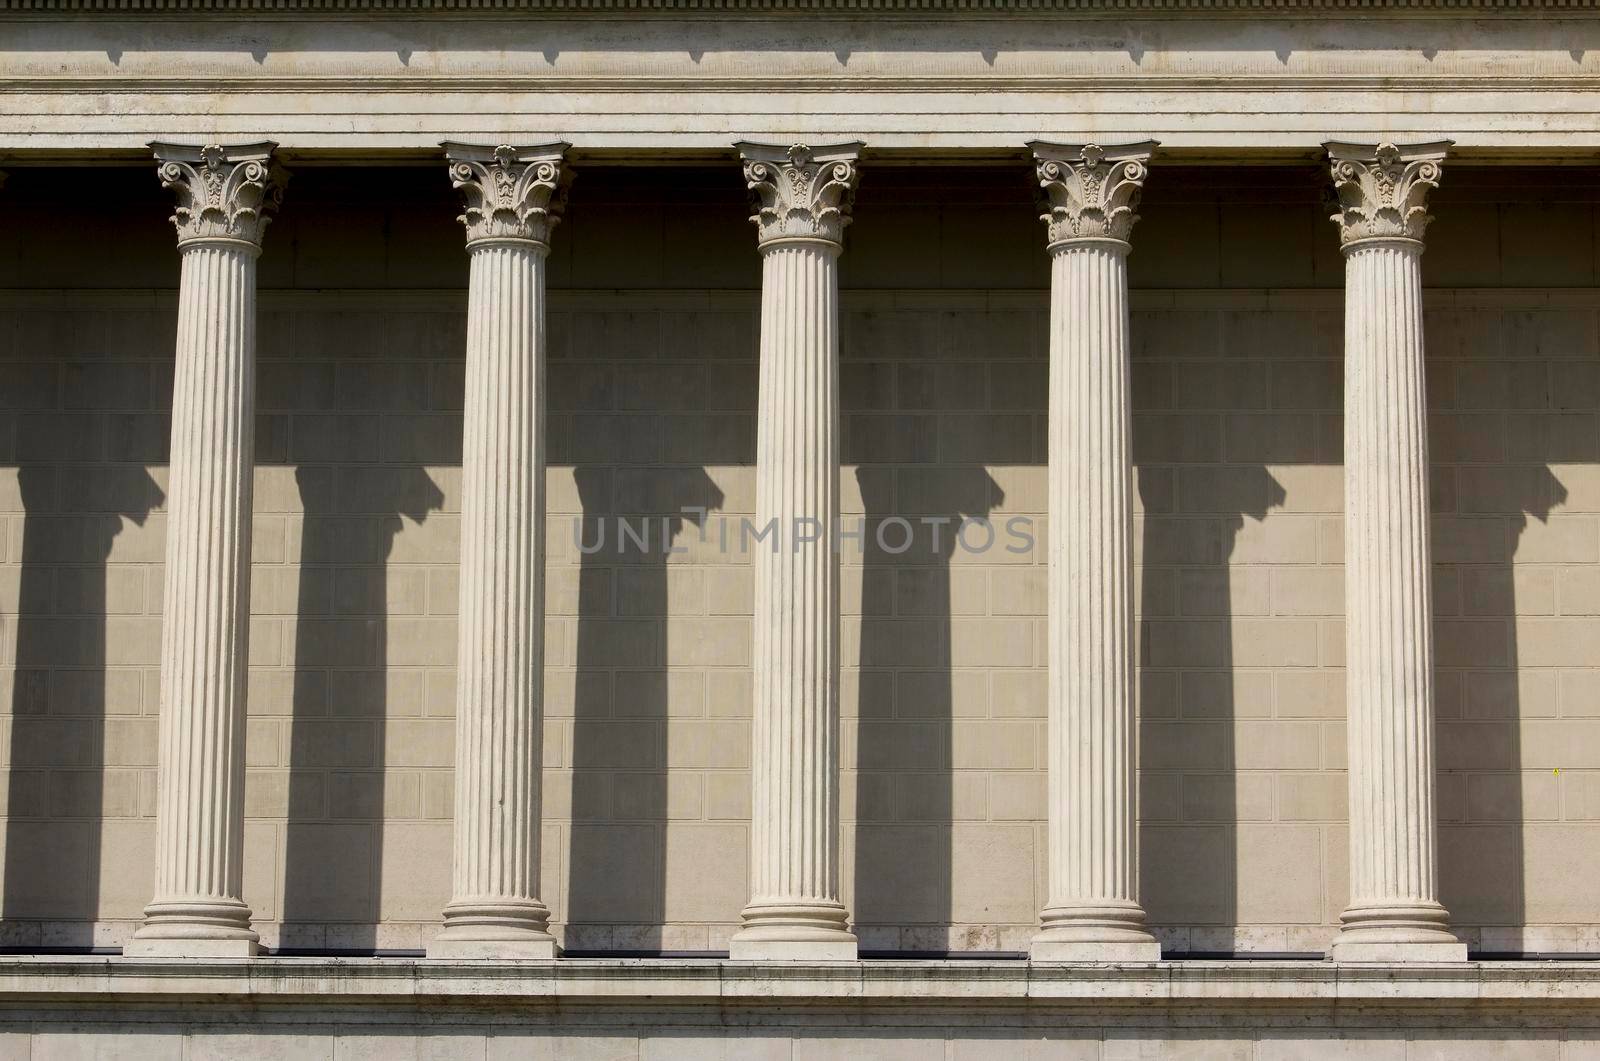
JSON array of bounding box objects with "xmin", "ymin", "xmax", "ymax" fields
[
  {"xmin": 124, "ymin": 899, "xmax": 260, "ymax": 957},
  {"xmin": 427, "ymin": 899, "xmax": 560, "ymax": 960},
  {"xmin": 729, "ymin": 901, "xmax": 858, "ymax": 961},
  {"xmin": 1328, "ymin": 902, "xmax": 1468, "ymax": 963},
  {"xmin": 1031, "ymin": 900, "xmax": 1161, "ymax": 962}
]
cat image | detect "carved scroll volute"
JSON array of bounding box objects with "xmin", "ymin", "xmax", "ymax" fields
[
  {"xmin": 442, "ymin": 142, "xmax": 573, "ymax": 248},
  {"xmin": 737, "ymin": 142, "xmax": 863, "ymax": 249},
  {"xmin": 1028, "ymin": 141, "xmax": 1157, "ymax": 249},
  {"xmin": 150, "ymin": 142, "xmax": 288, "ymax": 250},
  {"xmin": 1326, "ymin": 140, "xmax": 1451, "ymax": 249}
]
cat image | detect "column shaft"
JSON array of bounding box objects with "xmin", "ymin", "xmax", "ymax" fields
[
  {"xmin": 733, "ymin": 242, "xmax": 854, "ymax": 959},
  {"xmin": 430, "ymin": 242, "xmax": 556, "ymax": 957},
  {"xmin": 127, "ymin": 241, "xmax": 260, "ymax": 956},
  {"xmin": 1332, "ymin": 241, "xmax": 1464, "ymax": 961},
  {"xmin": 1034, "ymin": 240, "xmax": 1159, "ymax": 961}
]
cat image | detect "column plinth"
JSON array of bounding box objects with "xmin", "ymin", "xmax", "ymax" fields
[
  {"xmin": 129, "ymin": 143, "xmax": 286, "ymax": 957},
  {"xmin": 428, "ymin": 144, "xmax": 570, "ymax": 960},
  {"xmin": 729, "ymin": 143, "xmax": 860, "ymax": 962},
  {"xmin": 1326, "ymin": 142, "xmax": 1466, "ymax": 964},
  {"xmin": 1028, "ymin": 142, "xmax": 1161, "ymax": 964}
]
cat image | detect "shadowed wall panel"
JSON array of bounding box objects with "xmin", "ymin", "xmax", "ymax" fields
[{"xmin": 0, "ymin": 165, "xmax": 1594, "ymax": 954}]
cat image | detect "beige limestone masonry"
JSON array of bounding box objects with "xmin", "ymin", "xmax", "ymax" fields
[{"xmin": 0, "ymin": 166, "xmax": 1597, "ymax": 957}]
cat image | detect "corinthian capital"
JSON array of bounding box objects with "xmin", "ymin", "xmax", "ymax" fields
[
  {"xmin": 1326, "ymin": 141, "xmax": 1451, "ymax": 248},
  {"xmin": 737, "ymin": 142, "xmax": 862, "ymax": 249},
  {"xmin": 151, "ymin": 142, "xmax": 287, "ymax": 249},
  {"xmin": 1029, "ymin": 141, "xmax": 1156, "ymax": 248},
  {"xmin": 443, "ymin": 142, "xmax": 573, "ymax": 247}
]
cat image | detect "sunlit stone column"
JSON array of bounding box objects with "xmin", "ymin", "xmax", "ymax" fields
[
  {"xmin": 1027, "ymin": 142, "xmax": 1162, "ymax": 963},
  {"xmin": 729, "ymin": 143, "xmax": 861, "ymax": 961},
  {"xmin": 428, "ymin": 143, "xmax": 571, "ymax": 959},
  {"xmin": 1326, "ymin": 141, "xmax": 1466, "ymax": 963},
  {"xmin": 128, "ymin": 143, "xmax": 286, "ymax": 957}
]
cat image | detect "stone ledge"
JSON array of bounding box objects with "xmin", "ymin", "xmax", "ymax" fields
[{"xmin": 1, "ymin": 956, "xmax": 1599, "ymax": 1009}]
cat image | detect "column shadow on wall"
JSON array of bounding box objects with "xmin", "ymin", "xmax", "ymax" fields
[
  {"xmin": 852, "ymin": 466, "xmax": 1000, "ymax": 955},
  {"xmin": 1442, "ymin": 466, "xmax": 1564, "ymax": 957},
  {"xmin": 280, "ymin": 464, "xmax": 443, "ymax": 954},
  {"xmin": 2, "ymin": 464, "xmax": 163, "ymax": 949},
  {"xmin": 1138, "ymin": 465, "xmax": 1283, "ymax": 957},
  {"xmin": 566, "ymin": 466, "xmax": 722, "ymax": 955}
]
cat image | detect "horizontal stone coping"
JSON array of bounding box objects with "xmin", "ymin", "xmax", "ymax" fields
[{"xmin": 0, "ymin": 957, "xmax": 1598, "ymax": 1006}]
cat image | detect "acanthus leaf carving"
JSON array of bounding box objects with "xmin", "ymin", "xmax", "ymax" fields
[
  {"xmin": 1029, "ymin": 141, "xmax": 1156, "ymax": 247},
  {"xmin": 1326, "ymin": 140, "xmax": 1451, "ymax": 247},
  {"xmin": 442, "ymin": 142, "xmax": 573, "ymax": 247},
  {"xmin": 737, "ymin": 142, "xmax": 863, "ymax": 248},
  {"xmin": 151, "ymin": 142, "xmax": 287, "ymax": 249}
]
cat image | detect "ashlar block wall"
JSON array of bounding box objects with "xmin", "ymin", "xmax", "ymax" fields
[{"xmin": 0, "ymin": 164, "xmax": 1595, "ymax": 955}]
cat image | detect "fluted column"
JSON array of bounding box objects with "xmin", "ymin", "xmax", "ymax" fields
[
  {"xmin": 1326, "ymin": 141, "xmax": 1465, "ymax": 963},
  {"xmin": 428, "ymin": 143, "xmax": 571, "ymax": 959},
  {"xmin": 1026, "ymin": 142, "xmax": 1162, "ymax": 963},
  {"xmin": 729, "ymin": 142, "xmax": 861, "ymax": 961},
  {"xmin": 128, "ymin": 143, "xmax": 286, "ymax": 956}
]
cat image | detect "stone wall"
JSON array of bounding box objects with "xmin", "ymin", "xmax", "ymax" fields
[
  {"xmin": 3, "ymin": 956, "xmax": 1600, "ymax": 1059},
  {"xmin": 0, "ymin": 164, "xmax": 1596, "ymax": 954}
]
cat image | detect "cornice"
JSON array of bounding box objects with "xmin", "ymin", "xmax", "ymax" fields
[{"xmin": 0, "ymin": 0, "xmax": 1596, "ymax": 14}]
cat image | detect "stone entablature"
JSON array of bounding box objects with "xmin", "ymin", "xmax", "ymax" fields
[{"xmin": 3, "ymin": 16, "xmax": 1599, "ymax": 152}]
